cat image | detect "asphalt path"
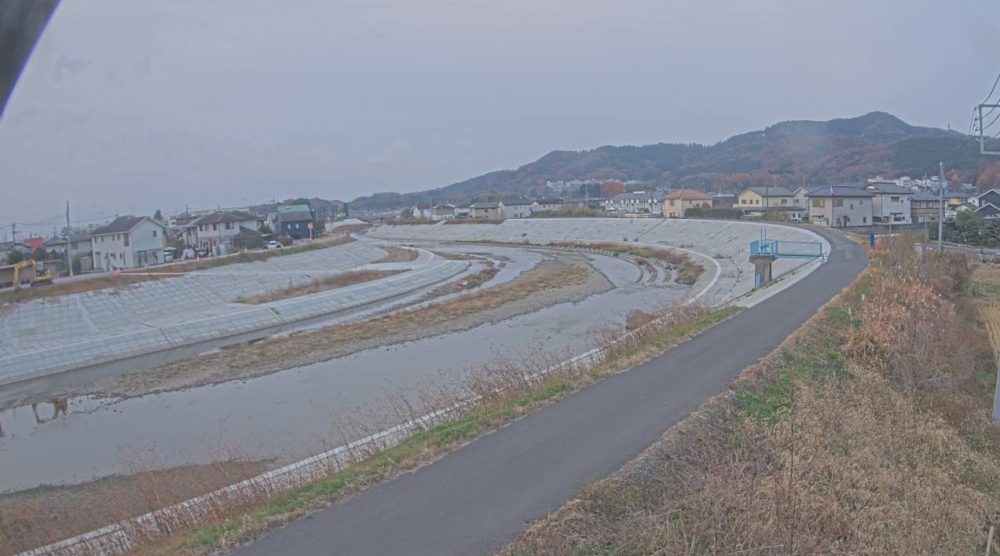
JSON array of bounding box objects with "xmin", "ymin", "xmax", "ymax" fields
[{"xmin": 235, "ymin": 227, "xmax": 866, "ymax": 556}]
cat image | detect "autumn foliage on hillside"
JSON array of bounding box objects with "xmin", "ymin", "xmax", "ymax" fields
[{"xmin": 351, "ymin": 112, "xmax": 985, "ymax": 211}]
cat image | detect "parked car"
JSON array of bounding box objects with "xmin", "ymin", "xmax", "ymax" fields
[
  {"xmin": 195, "ymin": 247, "xmax": 211, "ymax": 258},
  {"xmin": 265, "ymin": 240, "xmax": 283, "ymax": 250}
]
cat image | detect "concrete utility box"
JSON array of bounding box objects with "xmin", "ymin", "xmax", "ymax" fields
[{"xmin": 749, "ymin": 254, "xmax": 776, "ymax": 289}]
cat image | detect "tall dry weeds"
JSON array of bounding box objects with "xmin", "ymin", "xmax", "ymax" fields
[{"xmin": 508, "ymin": 234, "xmax": 1000, "ymax": 555}]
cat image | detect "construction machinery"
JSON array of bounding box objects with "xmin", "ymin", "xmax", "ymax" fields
[{"xmin": 0, "ymin": 260, "xmax": 54, "ymax": 290}]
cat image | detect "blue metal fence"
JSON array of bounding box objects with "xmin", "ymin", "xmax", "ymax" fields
[{"xmin": 750, "ymin": 239, "xmax": 823, "ymax": 259}]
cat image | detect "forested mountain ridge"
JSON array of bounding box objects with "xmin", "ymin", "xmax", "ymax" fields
[{"xmin": 350, "ymin": 112, "xmax": 996, "ymax": 210}]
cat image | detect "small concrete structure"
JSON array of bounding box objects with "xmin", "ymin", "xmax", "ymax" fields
[{"xmin": 749, "ymin": 253, "xmax": 776, "ymax": 288}]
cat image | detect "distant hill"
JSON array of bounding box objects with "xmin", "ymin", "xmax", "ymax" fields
[{"xmin": 350, "ymin": 112, "xmax": 993, "ymax": 211}]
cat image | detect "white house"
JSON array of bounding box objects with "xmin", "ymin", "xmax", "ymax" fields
[
  {"xmin": 805, "ymin": 186, "xmax": 875, "ymax": 227},
  {"xmin": 864, "ymin": 182, "xmax": 912, "ymax": 224},
  {"xmin": 503, "ymin": 200, "xmax": 534, "ymax": 219},
  {"xmin": 605, "ymin": 191, "xmax": 662, "ymax": 216},
  {"xmin": 184, "ymin": 210, "xmax": 262, "ymax": 255},
  {"xmin": 532, "ymin": 198, "xmax": 563, "ymax": 213},
  {"xmin": 91, "ymin": 216, "xmax": 167, "ymax": 270},
  {"xmin": 430, "ymin": 204, "xmax": 457, "ymax": 221}
]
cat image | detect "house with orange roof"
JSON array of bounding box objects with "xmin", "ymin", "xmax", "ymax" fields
[{"xmin": 662, "ymin": 189, "xmax": 712, "ymax": 218}]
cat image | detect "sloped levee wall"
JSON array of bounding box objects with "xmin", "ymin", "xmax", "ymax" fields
[
  {"xmin": 370, "ymin": 218, "xmax": 827, "ymax": 306},
  {"xmin": 0, "ymin": 242, "xmax": 468, "ymax": 386}
]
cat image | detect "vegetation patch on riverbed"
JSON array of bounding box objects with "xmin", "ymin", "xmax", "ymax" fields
[{"xmin": 234, "ymin": 269, "xmax": 405, "ymax": 305}]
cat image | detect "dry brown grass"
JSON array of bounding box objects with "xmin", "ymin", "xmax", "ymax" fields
[
  {"xmin": 0, "ymin": 274, "xmax": 167, "ymax": 305},
  {"xmin": 507, "ymin": 236, "xmax": 1000, "ymax": 555},
  {"xmin": 373, "ymin": 245, "xmax": 419, "ymax": 263},
  {"xmin": 550, "ymin": 241, "xmax": 705, "ymax": 285},
  {"xmin": 91, "ymin": 259, "xmax": 597, "ymax": 398},
  {"xmin": 426, "ymin": 262, "xmax": 500, "ymax": 297},
  {"xmin": 625, "ymin": 309, "xmax": 656, "ymax": 331},
  {"xmin": 235, "ymin": 269, "xmax": 404, "ymax": 305},
  {"xmin": 0, "ymin": 457, "xmax": 267, "ymax": 555}
]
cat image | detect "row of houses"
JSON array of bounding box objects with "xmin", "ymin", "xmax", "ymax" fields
[
  {"xmin": 608, "ymin": 184, "xmax": 951, "ymax": 227},
  {"xmin": 407, "ymin": 198, "xmax": 589, "ymax": 221},
  {"xmin": 4, "ymin": 202, "xmax": 331, "ymax": 272}
]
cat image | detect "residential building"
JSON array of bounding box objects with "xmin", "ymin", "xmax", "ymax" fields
[
  {"xmin": 976, "ymin": 203, "xmax": 1000, "ymax": 219},
  {"xmin": 737, "ymin": 187, "xmax": 795, "ymax": 210},
  {"xmin": 663, "ymin": 189, "xmax": 712, "ymax": 218},
  {"xmin": 743, "ymin": 205, "xmax": 808, "ymax": 221},
  {"xmin": 409, "ymin": 202, "xmax": 433, "ymax": 219},
  {"xmin": 910, "ymin": 192, "xmax": 943, "ymax": 224},
  {"xmin": 91, "ymin": 216, "xmax": 167, "ymax": 270},
  {"xmin": 469, "ymin": 202, "xmax": 504, "ymax": 219},
  {"xmin": 864, "ymin": 182, "xmax": 912, "ymax": 224},
  {"xmin": 430, "ymin": 204, "xmax": 457, "ymax": 221},
  {"xmin": 604, "ymin": 191, "xmax": 662, "ymax": 216},
  {"xmin": 805, "ymin": 186, "xmax": 875, "ymax": 227},
  {"xmin": 976, "ymin": 189, "xmax": 1000, "ymax": 211},
  {"xmin": 22, "ymin": 236, "xmax": 45, "ymax": 253},
  {"xmin": 45, "ymin": 232, "xmax": 94, "ymax": 272},
  {"xmin": 711, "ymin": 193, "xmax": 736, "ymax": 209},
  {"xmin": 503, "ymin": 200, "xmax": 534, "ymax": 219},
  {"xmin": 274, "ymin": 204, "xmax": 316, "ymax": 239},
  {"xmin": 533, "ymin": 198, "xmax": 564, "ymax": 213},
  {"xmin": 792, "ymin": 187, "xmax": 812, "ymax": 207},
  {"xmin": 184, "ymin": 210, "xmax": 262, "ymax": 254}
]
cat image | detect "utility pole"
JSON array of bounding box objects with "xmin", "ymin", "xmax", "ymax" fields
[
  {"xmin": 937, "ymin": 162, "xmax": 945, "ymax": 251},
  {"xmin": 65, "ymin": 201, "xmax": 73, "ymax": 276}
]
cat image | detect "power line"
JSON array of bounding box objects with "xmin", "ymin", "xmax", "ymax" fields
[
  {"xmin": 984, "ymin": 72, "xmax": 1000, "ymax": 105},
  {"xmin": 984, "ymin": 109, "xmax": 1000, "ymax": 134},
  {"xmin": 979, "ymin": 73, "xmax": 1000, "ymax": 122}
]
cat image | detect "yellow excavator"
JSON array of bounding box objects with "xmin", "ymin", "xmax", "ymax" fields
[{"xmin": 11, "ymin": 259, "xmax": 53, "ymax": 290}]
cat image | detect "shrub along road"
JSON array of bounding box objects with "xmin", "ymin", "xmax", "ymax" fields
[{"xmin": 235, "ymin": 227, "xmax": 866, "ymax": 556}]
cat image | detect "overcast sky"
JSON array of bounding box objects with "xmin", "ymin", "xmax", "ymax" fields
[{"xmin": 0, "ymin": 0, "xmax": 997, "ymax": 234}]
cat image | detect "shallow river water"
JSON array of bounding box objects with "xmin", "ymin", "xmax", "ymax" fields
[{"xmin": 0, "ymin": 249, "xmax": 687, "ymax": 493}]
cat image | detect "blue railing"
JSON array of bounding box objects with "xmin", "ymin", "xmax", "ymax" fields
[{"xmin": 750, "ymin": 239, "xmax": 823, "ymax": 259}]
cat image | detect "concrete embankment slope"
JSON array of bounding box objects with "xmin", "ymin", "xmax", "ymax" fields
[
  {"xmin": 236, "ymin": 226, "xmax": 863, "ymax": 556},
  {"xmin": 370, "ymin": 218, "xmax": 829, "ymax": 306},
  {"xmin": 0, "ymin": 241, "xmax": 468, "ymax": 386}
]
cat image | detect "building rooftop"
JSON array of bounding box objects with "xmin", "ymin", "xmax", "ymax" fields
[
  {"xmin": 804, "ymin": 185, "xmax": 875, "ymax": 198},
  {"xmin": 92, "ymin": 215, "xmax": 161, "ymax": 235},
  {"xmin": 745, "ymin": 186, "xmax": 794, "ymax": 197},
  {"xmin": 191, "ymin": 210, "xmax": 259, "ymax": 226},
  {"xmin": 665, "ymin": 188, "xmax": 712, "ymax": 200},
  {"xmin": 864, "ymin": 182, "xmax": 912, "ymax": 195},
  {"xmin": 910, "ymin": 192, "xmax": 941, "ymax": 202}
]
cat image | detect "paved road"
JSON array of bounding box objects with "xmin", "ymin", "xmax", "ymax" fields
[{"xmin": 235, "ymin": 228, "xmax": 866, "ymax": 556}]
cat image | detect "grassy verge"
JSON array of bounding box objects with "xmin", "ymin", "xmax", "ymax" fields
[
  {"xmin": 33, "ymin": 303, "xmax": 737, "ymax": 555},
  {"xmin": 0, "ymin": 459, "xmax": 269, "ymax": 555},
  {"xmin": 234, "ymin": 269, "xmax": 404, "ymax": 305},
  {"xmin": 508, "ymin": 236, "xmax": 1000, "ymax": 555},
  {"xmin": 373, "ymin": 245, "xmax": 419, "ymax": 263}
]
